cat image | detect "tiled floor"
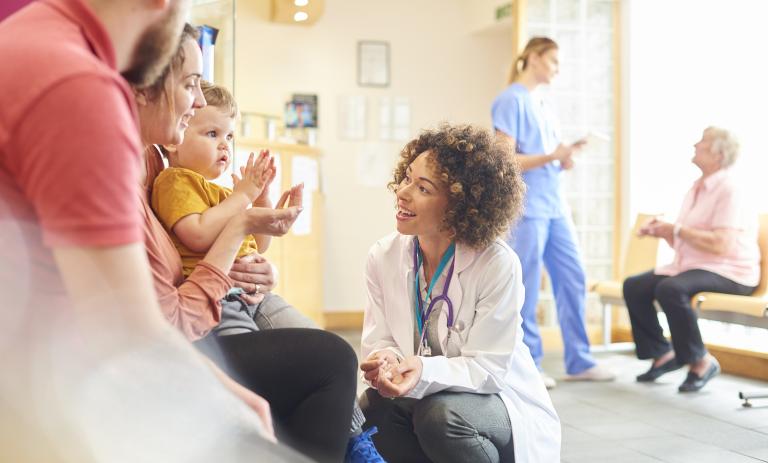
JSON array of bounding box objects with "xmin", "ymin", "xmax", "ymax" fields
[
  {"xmin": 542, "ymin": 353, "xmax": 768, "ymax": 462},
  {"xmin": 334, "ymin": 330, "xmax": 768, "ymax": 462}
]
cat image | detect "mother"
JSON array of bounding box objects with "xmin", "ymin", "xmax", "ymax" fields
[
  {"xmin": 133, "ymin": 24, "xmax": 358, "ymax": 463},
  {"xmin": 359, "ymin": 124, "xmax": 560, "ymax": 462}
]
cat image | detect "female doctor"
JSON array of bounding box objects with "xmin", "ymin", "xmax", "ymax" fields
[{"xmin": 359, "ymin": 124, "xmax": 560, "ymax": 463}]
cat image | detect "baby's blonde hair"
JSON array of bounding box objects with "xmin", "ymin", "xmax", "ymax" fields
[{"xmin": 201, "ymin": 80, "xmax": 239, "ymax": 118}]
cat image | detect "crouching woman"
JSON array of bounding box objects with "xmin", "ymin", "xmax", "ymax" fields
[{"xmin": 359, "ymin": 124, "xmax": 561, "ymax": 463}]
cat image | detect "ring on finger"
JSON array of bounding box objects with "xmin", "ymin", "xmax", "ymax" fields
[{"xmin": 255, "ymin": 284, "xmax": 261, "ymax": 294}]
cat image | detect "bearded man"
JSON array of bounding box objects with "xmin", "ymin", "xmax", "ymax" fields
[{"xmin": 0, "ymin": 2, "xmax": 304, "ymax": 461}]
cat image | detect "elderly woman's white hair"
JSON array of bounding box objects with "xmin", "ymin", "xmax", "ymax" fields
[{"xmin": 705, "ymin": 126, "xmax": 740, "ymax": 168}]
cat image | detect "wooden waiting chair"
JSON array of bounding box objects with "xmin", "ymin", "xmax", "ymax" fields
[
  {"xmin": 593, "ymin": 213, "xmax": 768, "ymax": 405},
  {"xmin": 591, "ymin": 213, "xmax": 661, "ymax": 350},
  {"xmin": 692, "ymin": 214, "xmax": 768, "ymax": 407},
  {"xmin": 693, "ymin": 214, "xmax": 768, "ymax": 328}
]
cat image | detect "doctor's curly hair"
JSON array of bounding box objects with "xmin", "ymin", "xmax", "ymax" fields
[{"xmin": 389, "ymin": 123, "xmax": 525, "ymax": 249}]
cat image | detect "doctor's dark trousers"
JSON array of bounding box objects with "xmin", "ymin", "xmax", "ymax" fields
[
  {"xmin": 509, "ymin": 216, "xmax": 596, "ymax": 375},
  {"xmin": 361, "ymin": 389, "xmax": 515, "ymax": 463}
]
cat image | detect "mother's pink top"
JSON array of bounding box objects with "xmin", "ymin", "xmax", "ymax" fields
[
  {"xmin": 655, "ymin": 169, "xmax": 760, "ymax": 287},
  {"xmin": 142, "ymin": 147, "xmax": 231, "ymax": 341}
]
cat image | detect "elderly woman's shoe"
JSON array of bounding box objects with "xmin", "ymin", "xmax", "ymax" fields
[
  {"xmin": 678, "ymin": 358, "xmax": 720, "ymax": 393},
  {"xmin": 636, "ymin": 357, "xmax": 683, "ymax": 382}
]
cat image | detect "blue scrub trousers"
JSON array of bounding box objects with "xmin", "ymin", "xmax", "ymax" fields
[{"xmin": 509, "ymin": 216, "xmax": 596, "ymax": 375}]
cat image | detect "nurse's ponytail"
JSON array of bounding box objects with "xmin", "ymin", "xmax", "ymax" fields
[{"xmin": 507, "ymin": 36, "xmax": 558, "ymax": 84}]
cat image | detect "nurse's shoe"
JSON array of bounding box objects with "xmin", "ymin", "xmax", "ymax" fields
[
  {"xmin": 345, "ymin": 426, "xmax": 387, "ymax": 463},
  {"xmin": 564, "ymin": 365, "xmax": 615, "ymax": 382},
  {"xmin": 540, "ymin": 371, "xmax": 557, "ymax": 389}
]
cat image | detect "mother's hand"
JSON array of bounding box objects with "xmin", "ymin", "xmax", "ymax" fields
[
  {"xmin": 229, "ymin": 253, "xmax": 276, "ymax": 299},
  {"xmin": 241, "ymin": 183, "xmax": 304, "ymax": 237}
]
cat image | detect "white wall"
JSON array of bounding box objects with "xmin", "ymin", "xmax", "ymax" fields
[
  {"xmin": 628, "ymin": 0, "xmax": 768, "ymax": 223},
  {"xmin": 235, "ymin": 0, "xmax": 511, "ymax": 311}
]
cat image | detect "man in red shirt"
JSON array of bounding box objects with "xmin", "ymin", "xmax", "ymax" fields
[{"xmin": 0, "ymin": 1, "xmax": 301, "ymax": 461}]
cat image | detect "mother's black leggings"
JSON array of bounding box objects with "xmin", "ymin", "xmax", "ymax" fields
[{"xmin": 195, "ymin": 328, "xmax": 357, "ymax": 463}]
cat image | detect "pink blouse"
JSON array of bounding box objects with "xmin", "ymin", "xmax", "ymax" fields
[{"xmin": 655, "ymin": 169, "xmax": 760, "ymax": 287}]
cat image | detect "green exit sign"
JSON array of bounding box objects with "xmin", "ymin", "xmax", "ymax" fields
[{"xmin": 495, "ymin": 2, "xmax": 512, "ymax": 20}]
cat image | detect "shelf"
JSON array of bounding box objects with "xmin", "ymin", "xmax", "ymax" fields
[{"xmin": 236, "ymin": 138, "xmax": 322, "ymax": 157}]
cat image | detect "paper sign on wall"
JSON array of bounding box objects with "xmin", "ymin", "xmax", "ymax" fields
[
  {"xmin": 357, "ymin": 142, "xmax": 395, "ymax": 188},
  {"xmin": 379, "ymin": 96, "xmax": 410, "ymax": 141},
  {"xmin": 268, "ymin": 152, "xmax": 283, "ymax": 206},
  {"xmin": 338, "ymin": 95, "xmax": 367, "ymax": 140},
  {"xmin": 291, "ymin": 155, "xmax": 319, "ymax": 236}
]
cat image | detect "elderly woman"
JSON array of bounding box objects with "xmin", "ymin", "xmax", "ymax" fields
[
  {"xmin": 359, "ymin": 124, "xmax": 560, "ymax": 462},
  {"xmin": 623, "ymin": 126, "xmax": 759, "ymax": 393}
]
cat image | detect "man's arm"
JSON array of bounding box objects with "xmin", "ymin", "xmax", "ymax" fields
[
  {"xmin": 53, "ymin": 243, "xmax": 173, "ymax": 348},
  {"xmin": 53, "ymin": 243, "xmax": 273, "ymax": 437}
]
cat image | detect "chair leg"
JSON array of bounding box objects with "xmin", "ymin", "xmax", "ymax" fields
[
  {"xmin": 591, "ymin": 300, "xmax": 635, "ymax": 353},
  {"xmin": 739, "ymin": 390, "xmax": 768, "ymax": 408},
  {"xmin": 602, "ymin": 302, "xmax": 612, "ymax": 348}
]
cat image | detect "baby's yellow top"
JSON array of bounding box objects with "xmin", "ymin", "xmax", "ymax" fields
[{"xmin": 152, "ymin": 167, "xmax": 258, "ymax": 277}]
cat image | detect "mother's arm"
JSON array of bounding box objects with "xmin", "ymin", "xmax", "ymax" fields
[{"xmin": 148, "ymin": 188, "xmax": 303, "ymax": 340}]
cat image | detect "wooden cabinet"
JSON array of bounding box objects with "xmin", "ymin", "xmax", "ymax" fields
[{"xmin": 236, "ymin": 139, "xmax": 324, "ymax": 325}]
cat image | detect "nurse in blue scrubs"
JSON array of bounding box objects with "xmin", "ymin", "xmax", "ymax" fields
[{"xmin": 491, "ymin": 37, "xmax": 614, "ymax": 388}]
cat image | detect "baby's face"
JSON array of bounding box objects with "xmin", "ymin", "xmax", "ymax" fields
[{"xmin": 171, "ymin": 105, "xmax": 235, "ymax": 180}]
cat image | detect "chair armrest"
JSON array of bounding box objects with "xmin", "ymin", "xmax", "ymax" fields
[
  {"xmin": 694, "ymin": 292, "xmax": 768, "ymax": 318},
  {"xmin": 592, "ymin": 280, "xmax": 625, "ymax": 305}
]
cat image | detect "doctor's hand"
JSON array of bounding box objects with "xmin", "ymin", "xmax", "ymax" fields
[
  {"xmin": 361, "ymin": 351, "xmax": 400, "ymax": 388},
  {"xmin": 376, "ymin": 356, "xmax": 423, "ymax": 399}
]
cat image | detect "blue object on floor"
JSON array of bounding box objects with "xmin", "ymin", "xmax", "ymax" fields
[{"xmin": 345, "ymin": 426, "xmax": 386, "ymax": 463}]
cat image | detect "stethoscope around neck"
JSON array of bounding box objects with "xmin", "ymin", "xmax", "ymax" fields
[{"xmin": 412, "ymin": 238, "xmax": 456, "ymax": 342}]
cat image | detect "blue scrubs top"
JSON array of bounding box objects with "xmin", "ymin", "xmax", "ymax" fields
[{"xmin": 492, "ymin": 83, "xmax": 566, "ymax": 218}]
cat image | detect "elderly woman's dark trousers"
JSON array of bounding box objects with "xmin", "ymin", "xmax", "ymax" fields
[{"xmin": 622, "ymin": 269, "xmax": 754, "ymax": 364}]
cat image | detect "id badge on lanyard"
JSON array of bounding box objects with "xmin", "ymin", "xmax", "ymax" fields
[{"xmin": 413, "ymin": 239, "xmax": 456, "ymax": 356}]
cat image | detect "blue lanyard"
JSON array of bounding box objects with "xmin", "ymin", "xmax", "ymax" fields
[{"xmin": 413, "ymin": 240, "xmax": 455, "ymax": 336}]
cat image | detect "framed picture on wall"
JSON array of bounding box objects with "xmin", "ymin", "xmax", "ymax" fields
[{"xmin": 357, "ymin": 41, "xmax": 390, "ymax": 87}]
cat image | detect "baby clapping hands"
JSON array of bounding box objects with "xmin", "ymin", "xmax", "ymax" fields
[{"xmin": 232, "ymin": 149, "xmax": 277, "ymax": 205}]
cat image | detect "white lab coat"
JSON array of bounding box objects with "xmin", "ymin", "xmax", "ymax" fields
[{"xmin": 362, "ymin": 232, "xmax": 561, "ymax": 463}]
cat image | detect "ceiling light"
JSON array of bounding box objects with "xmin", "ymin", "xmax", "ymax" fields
[
  {"xmin": 294, "ymin": 11, "xmax": 309, "ymax": 21},
  {"xmin": 294, "ymin": 0, "xmax": 309, "ymax": 6}
]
